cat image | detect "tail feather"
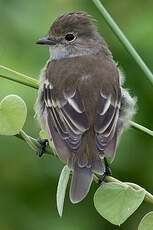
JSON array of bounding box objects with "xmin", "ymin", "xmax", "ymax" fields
[
  {"xmin": 91, "ymin": 155, "xmax": 104, "ymax": 174},
  {"xmin": 70, "ymin": 164, "xmax": 93, "ymax": 204},
  {"xmin": 104, "ymin": 130, "xmax": 117, "ymax": 162}
]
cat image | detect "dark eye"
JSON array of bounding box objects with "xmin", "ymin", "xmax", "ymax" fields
[{"xmin": 65, "ymin": 33, "xmax": 75, "ymax": 41}]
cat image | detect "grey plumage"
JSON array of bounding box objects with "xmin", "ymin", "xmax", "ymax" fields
[{"xmin": 35, "ymin": 12, "xmax": 136, "ymax": 203}]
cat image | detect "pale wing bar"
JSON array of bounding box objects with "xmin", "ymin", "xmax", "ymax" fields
[
  {"xmin": 44, "ymin": 82, "xmax": 89, "ymax": 152},
  {"xmin": 95, "ymin": 90, "xmax": 120, "ymax": 157}
]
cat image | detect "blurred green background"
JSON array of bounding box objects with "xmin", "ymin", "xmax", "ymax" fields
[{"xmin": 0, "ymin": 0, "xmax": 153, "ymax": 229}]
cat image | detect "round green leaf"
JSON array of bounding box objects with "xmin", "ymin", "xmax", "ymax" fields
[
  {"xmin": 0, "ymin": 95, "xmax": 27, "ymax": 135},
  {"xmin": 138, "ymin": 211, "xmax": 153, "ymax": 230},
  {"xmin": 94, "ymin": 182, "xmax": 145, "ymax": 225},
  {"xmin": 56, "ymin": 165, "xmax": 70, "ymax": 217}
]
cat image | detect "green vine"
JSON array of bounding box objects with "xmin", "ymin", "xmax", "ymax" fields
[
  {"xmin": 0, "ymin": 65, "xmax": 153, "ymax": 138},
  {"xmin": 0, "ymin": 2, "xmax": 153, "ymax": 225},
  {"xmin": 93, "ymin": 0, "xmax": 153, "ymax": 85}
]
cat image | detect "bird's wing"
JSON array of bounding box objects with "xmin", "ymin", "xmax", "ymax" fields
[
  {"xmin": 95, "ymin": 88, "xmax": 121, "ymax": 161},
  {"xmin": 43, "ymin": 80, "xmax": 89, "ymax": 164}
]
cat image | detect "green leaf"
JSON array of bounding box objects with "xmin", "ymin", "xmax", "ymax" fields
[
  {"xmin": 56, "ymin": 165, "xmax": 70, "ymax": 217},
  {"xmin": 94, "ymin": 182, "xmax": 145, "ymax": 225},
  {"xmin": 138, "ymin": 211, "xmax": 153, "ymax": 230},
  {"xmin": 39, "ymin": 130, "xmax": 48, "ymax": 139},
  {"xmin": 0, "ymin": 95, "xmax": 27, "ymax": 135}
]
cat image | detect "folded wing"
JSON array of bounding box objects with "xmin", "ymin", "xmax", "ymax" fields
[
  {"xmin": 43, "ymin": 80, "xmax": 89, "ymax": 163},
  {"xmin": 95, "ymin": 89, "xmax": 121, "ymax": 161}
]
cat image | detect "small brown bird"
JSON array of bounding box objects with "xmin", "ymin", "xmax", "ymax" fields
[{"xmin": 35, "ymin": 12, "xmax": 136, "ymax": 203}]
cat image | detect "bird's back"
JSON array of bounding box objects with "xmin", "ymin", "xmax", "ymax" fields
[{"xmin": 40, "ymin": 53, "xmax": 120, "ymax": 203}]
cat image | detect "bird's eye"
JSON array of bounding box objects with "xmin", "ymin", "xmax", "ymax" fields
[{"xmin": 65, "ymin": 33, "xmax": 75, "ymax": 41}]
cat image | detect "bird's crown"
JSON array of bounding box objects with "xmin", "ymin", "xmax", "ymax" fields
[{"xmin": 49, "ymin": 11, "xmax": 96, "ymax": 37}]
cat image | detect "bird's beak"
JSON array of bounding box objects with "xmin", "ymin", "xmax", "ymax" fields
[{"xmin": 36, "ymin": 36, "xmax": 57, "ymax": 45}]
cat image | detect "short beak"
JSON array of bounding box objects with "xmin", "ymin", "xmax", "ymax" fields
[{"xmin": 36, "ymin": 36, "xmax": 57, "ymax": 45}]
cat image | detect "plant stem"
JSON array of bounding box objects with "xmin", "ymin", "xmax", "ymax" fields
[
  {"xmin": 129, "ymin": 120, "xmax": 153, "ymax": 137},
  {"xmin": 127, "ymin": 182, "xmax": 153, "ymax": 205},
  {"xmin": 0, "ymin": 74, "xmax": 38, "ymax": 89},
  {"xmin": 93, "ymin": 0, "xmax": 153, "ymax": 86},
  {"xmin": 16, "ymin": 130, "xmax": 55, "ymax": 156},
  {"xmin": 1, "ymin": 65, "xmax": 152, "ymax": 137},
  {"xmin": 19, "ymin": 130, "xmax": 39, "ymax": 151},
  {"xmin": 0, "ymin": 65, "xmax": 39, "ymax": 87},
  {"xmin": 15, "ymin": 130, "xmax": 153, "ymax": 205},
  {"xmin": 104, "ymin": 176, "xmax": 153, "ymax": 205}
]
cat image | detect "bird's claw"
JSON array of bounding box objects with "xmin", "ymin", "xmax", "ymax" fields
[
  {"xmin": 99, "ymin": 157, "xmax": 112, "ymax": 184},
  {"xmin": 36, "ymin": 138, "xmax": 49, "ymax": 157}
]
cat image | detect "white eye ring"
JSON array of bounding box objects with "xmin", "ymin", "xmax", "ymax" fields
[{"xmin": 65, "ymin": 33, "xmax": 75, "ymax": 42}]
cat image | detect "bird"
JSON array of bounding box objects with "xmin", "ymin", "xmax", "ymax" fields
[{"xmin": 35, "ymin": 12, "xmax": 136, "ymax": 204}]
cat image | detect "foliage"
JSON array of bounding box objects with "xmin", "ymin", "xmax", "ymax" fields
[
  {"xmin": 0, "ymin": 89, "xmax": 152, "ymax": 227},
  {"xmin": 0, "ymin": 95, "xmax": 27, "ymax": 135},
  {"xmin": 138, "ymin": 212, "xmax": 153, "ymax": 230},
  {"xmin": 0, "ymin": 1, "xmax": 152, "ymax": 230}
]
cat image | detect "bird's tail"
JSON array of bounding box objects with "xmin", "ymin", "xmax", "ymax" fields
[
  {"xmin": 69, "ymin": 155, "xmax": 104, "ymax": 203},
  {"xmin": 69, "ymin": 131, "xmax": 104, "ymax": 203},
  {"xmin": 70, "ymin": 163, "xmax": 93, "ymax": 204}
]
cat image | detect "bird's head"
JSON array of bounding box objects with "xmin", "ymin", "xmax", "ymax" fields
[{"xmin": 36, "ymin": 12, "xmax": 106, "ymax": 59}]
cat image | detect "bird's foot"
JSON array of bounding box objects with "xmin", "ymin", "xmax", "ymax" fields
[
  {"xmin": 99, "ymin": 157, "xmax": 112, "ymax": 184},
  {"xmin": 36, "ymin": 138, "xmax": 49, "ymax": 157}
]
